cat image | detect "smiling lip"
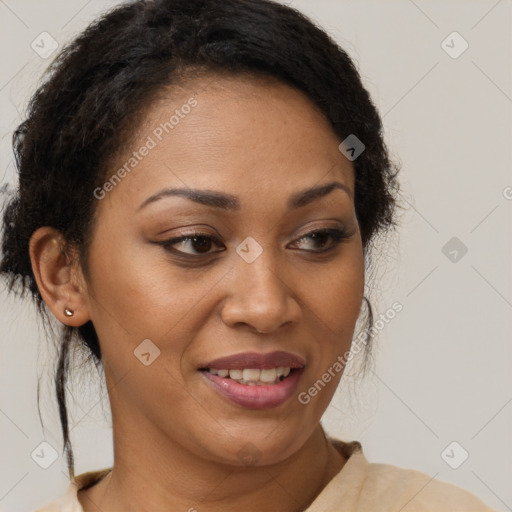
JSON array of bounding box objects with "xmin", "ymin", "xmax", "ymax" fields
[
  {"xmin": 200, "ymin": 351, "xmax": 306, "ymax": 370},
  {"xmin": 201, "ymin": 367, "xmax": 304, "ymax": 409},
  {"xmin": 199, "ymin": 351, "xmax": 306, "ymax": 409}
]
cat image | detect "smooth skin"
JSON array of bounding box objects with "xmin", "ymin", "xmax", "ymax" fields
[{"xmin": 29, "ymin": 74, "xmax": 365, "ymax": 512}]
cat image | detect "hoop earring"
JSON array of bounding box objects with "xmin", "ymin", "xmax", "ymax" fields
[{"xmin": 64, "ymin": 307, "xmax": 74, "ymax": 317}]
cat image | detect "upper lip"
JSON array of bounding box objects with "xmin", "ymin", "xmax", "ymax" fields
[{"xmin": 200, "ymin": 351, "xmax": 306, "ymax": 370}]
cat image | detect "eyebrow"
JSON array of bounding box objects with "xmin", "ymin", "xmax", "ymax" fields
[{"xmin": 137, "ymin": 181, "xmax": 352, "ymax": 212}]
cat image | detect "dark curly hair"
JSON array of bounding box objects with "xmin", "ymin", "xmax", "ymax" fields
[{"xmin": 0, "ymin": 0, "xmax": 401, "ymax": 479}]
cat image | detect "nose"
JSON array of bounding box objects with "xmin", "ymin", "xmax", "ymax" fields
[{"xmin": 220, "ymin": 256, "xmax": 302, "ymax": 334}]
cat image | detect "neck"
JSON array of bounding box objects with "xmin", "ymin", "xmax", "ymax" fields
[{"xmin": 78, "ymin": 418, "xmax": 346, "ymax": 512}]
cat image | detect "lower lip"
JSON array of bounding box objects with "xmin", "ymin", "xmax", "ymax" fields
[{"xmin": 200, "ymin": 369, "xmax": 304, "ymax": 410}]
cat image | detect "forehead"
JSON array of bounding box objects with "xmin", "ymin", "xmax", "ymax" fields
[{"xmin": 96, "ymin": 74, "xmax": 354, "ymax": 213}]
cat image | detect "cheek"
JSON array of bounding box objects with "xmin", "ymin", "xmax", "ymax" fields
[
  {"xmin": 301, "ymin": 250, "xmax": 364, "ymax": 336},
  {"xmin": 86, "ymin": 225, "xmax": 198, "ymax": 329},
  {"xmin": 317, "ymin": 276, "xmax": 363, "ymax": 331},
  {"xmin": 296, "ymin": 245, "xmax": 364, "ymax": 394},
  {"xmin": 85, "ymin": 231, "xmax": 228, "ymax": 380}
]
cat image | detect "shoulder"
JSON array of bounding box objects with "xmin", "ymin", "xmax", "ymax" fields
[
  {"xmin": 325, "ymin": 438, "xmax": 496, "ymax": 512},
  {"xmin": 360, "ymin": 458, "xmax": 496, "ymax": 511},
  {"xmin": 30, "ymin": 489, "xmax": 77, "ymax": 512},
  {"xmin": 29, "ymin": 468, "xmax": 111, "ymax": 512}
]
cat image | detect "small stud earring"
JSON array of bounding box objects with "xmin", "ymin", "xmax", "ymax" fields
[{"xmin": 64, "ymin": 307, "xmax": 74, "ymax": 317}]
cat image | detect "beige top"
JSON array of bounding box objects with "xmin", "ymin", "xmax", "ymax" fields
[{"xmin": 33, "ymin": 439, "xmax": 496, "ymax": 512}]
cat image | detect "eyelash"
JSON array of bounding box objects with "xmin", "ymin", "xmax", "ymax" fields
[{"xmin": 156, "ymin": 227, "xmax": 351, "ymax": 259}]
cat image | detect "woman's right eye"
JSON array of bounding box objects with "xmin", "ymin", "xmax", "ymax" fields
[{"xmin": 157, "ymin": 233, "xmax": 226, "ymax": 257}]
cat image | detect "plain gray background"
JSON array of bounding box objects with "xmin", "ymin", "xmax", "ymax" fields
[{"xmin": 1, "ymin": 1, "xmax": 511, "ymax": 511}]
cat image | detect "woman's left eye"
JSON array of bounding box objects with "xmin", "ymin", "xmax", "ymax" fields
[{"xmin": 288, "ymin": 228, "xmax": 351, "ymax": 252}]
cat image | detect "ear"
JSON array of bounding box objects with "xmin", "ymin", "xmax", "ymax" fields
[{"xmin": 29, "ymin": 227, "xmax": 91, "ymax": 327}]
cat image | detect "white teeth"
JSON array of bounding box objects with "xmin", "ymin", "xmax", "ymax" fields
[
  {"xmin": 207, "ymin": 367, "xmax": 293, "ymax": 385},
  {"xmin": 242, "ymin": 369, "xmax": 260, "ymax": 381},
  {"xmin": 229, "ymin": 369, "xmax": 243, "ymax": 380},
  {"xmin": 259, "ymin": 368, "xmax": 277, "ymax": 382}
]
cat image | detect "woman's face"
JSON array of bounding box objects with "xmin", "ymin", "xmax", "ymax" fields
[{"xmin": 81, "ymin": 75, "xmax": 364, "ymax": 466}]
